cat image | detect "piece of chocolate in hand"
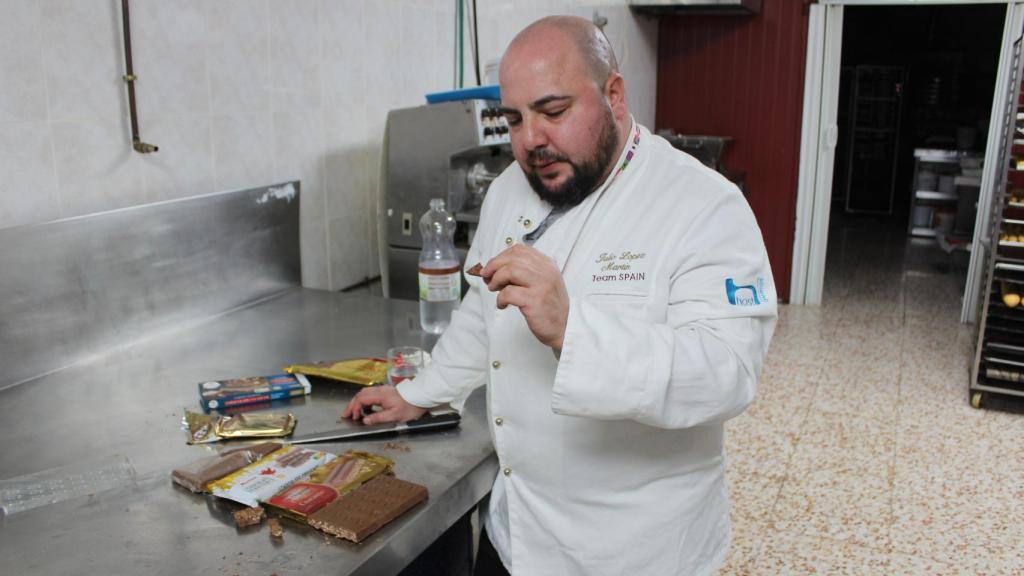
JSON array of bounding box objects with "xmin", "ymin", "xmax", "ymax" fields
[{"xmin": 466, "ymin": 263, "xmax": 483, "ymax": 277}]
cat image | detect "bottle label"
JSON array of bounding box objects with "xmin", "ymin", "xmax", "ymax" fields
[{"xmin": 419, "ymin": 270, "xmax": 461, "ymax": 302}]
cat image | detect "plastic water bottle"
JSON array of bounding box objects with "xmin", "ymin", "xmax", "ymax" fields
[{"xmin": 419, "ymin": 198, "xmax": 461, "ymax": 334}]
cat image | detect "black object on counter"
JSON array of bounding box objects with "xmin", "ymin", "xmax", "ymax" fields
[{"xmin": 289, "ymin": 412, "xmax": 461, "ymax": 444}]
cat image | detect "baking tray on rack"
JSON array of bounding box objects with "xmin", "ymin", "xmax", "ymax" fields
[
  {"xmin": 984, "ymin": 314, "xmax": 1024, "ymax": 336},
  {"xmin": 991, "ymin": 266, "xmax": 1024, "ymax": 282},
  {"xmin": 996, "ymin": 243, "xmax": 1024, "ymax": 261},
  {"xmin": 975, "ymin": 373, "xmax": 1024, "ymax": 394}
]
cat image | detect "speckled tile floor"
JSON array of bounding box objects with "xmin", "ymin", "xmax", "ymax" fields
[{"xmin": 719, "ymin": 215, "xmax": 1024, "ymax": 575}]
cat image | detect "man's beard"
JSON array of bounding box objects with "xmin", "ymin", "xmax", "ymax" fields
[{"xmin": 525, "ymin": 109, "xmax": 620, "ymax": 209}]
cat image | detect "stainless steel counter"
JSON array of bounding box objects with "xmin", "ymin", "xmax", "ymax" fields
[{"xmin": 0, "ymin": 289, "xmax": 497, "ymax": 576}]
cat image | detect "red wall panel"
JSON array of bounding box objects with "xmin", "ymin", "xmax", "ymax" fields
[{"xmin": 656, "ymin": 2, "xmax": 811, "ymax": 301}]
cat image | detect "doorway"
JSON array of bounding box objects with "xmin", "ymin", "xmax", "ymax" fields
[
  {"xmin": 827, "ymin": 4, "xmax": 1004, "ymax": 307},
  {"xmin": 792, "ymin": 1, "xmax": 1024, "ymax": 321}
]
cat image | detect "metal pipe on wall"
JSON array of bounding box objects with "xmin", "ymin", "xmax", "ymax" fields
[{"xmin": 120, "ymin": 0, "xmax": 158, "ymax": 154}]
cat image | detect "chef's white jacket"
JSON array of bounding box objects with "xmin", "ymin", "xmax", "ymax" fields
[{"xmin": 397, "ymin": 121, "xmax": 777, "ymax": 576}]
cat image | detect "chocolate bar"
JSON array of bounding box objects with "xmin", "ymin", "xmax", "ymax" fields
[
  {"xmin": 466, "ymin": 263, "xmax": 484, "ymax": 277},
  {"xmin": 221, "ymin": 442, "xmax": 283, "ymax": 460},
  {"xmin": 209, "ymin": 446, "xmax": 335, "ymax": 507},
  {"xmin": 184, "ymin": 410, "xmax": 296, "ymax": 444},
  {"xmin": 309, "ymin": 476, "xmax": 427, "ymax": 543},
  {"xmin": 265, "ymin": 451, "xmax": 393, "ymax": 522},
  {"xmin": 170, "ymin": 442, "xmax": 282, "ymax": 493},
  {"xmin": 197, "ymin": 373, "xmax": 310, "ymax": 411}
]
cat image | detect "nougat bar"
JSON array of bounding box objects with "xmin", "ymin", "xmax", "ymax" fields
[{"xmin": 308, "ymin": 476, "xmax": 427, "ymax": 543}]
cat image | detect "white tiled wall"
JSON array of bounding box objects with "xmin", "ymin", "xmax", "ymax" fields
[{"xmin": 0, "ymin": 0, "xmax": 657, "ymax": 290}]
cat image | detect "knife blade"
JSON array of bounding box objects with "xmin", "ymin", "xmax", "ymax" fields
[{"xmin": 288, "ymin": 411, "xmax": 461, "ymax": 444}]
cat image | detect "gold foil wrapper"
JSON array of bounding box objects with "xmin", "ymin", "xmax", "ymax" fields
[
  {"xmin": 309, "ymin": 450, "xmax": 394, "ymax": 496},
  {"xmin": 216, "ymin": 412, "xmax": 296, "ymax": 438},
  {"xmin": 185, "ymin": 410, "xmax": 218, "ymax": 444},
  {"xmin": 284, "ymin": 358, "xmax": 388, "ymax": 386},
  {"xmin": 184, "ymin": 410, "xmax": 296, "ymax": 444}
]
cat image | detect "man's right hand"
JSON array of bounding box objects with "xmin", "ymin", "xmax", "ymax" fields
[{"xmin": 341, "ymin": 384, "xmax": 428, "ymax": 425}]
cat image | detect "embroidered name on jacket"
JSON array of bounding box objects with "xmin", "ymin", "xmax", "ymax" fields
[
  {"xmin": 726, "ymin": 277, "xmax": 769, "ymax": 306},
  {"xmin": 592, "ymin": 251, "xmax": 647, "ymax": 283}
]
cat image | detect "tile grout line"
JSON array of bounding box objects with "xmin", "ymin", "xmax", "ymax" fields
[
  {"xmin": 747, "ymin": 285, "xmax": 904, "ymax": 569},
  {"xmin": 740, "ymin": 249, "xmax": 908, "ymax": 571},
  {"xmin": 883, "ymin": 269, "xmax": 910, "ymax": 559},
  {"xmin": 741, "ymin": 316, "xmax": 835, "ymax": 572},
  {"xmin": 749, "ymin": 218, "xmax": 981, "ymax": 572}
]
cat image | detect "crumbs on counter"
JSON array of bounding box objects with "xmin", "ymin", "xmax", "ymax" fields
[
  {"xmin": 382, "ymin": 441, "xmax": 411, "ymax": 453},
  {"xmin": 268, "ymin": 517, "xmax": 284, "ymax": 539},
  {"xmin": 234, "ymin": 505, "xmax": 266, "ymax": 528}
]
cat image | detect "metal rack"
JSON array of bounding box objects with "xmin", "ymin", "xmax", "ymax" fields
[
  {"xmin": 844, "ymin": 65, "xmax": 905, "ymax": 214},
  {"xmin": 971, "ymin": 37, "xmax": 1024, "ymax": 409},
  {"xmin": 907, "ymin": 149, "xmax": 966, "ymax": 238}
]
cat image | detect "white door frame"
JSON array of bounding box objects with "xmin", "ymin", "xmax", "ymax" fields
[
  {"xmin": 790, "ymin": 0, "xmax": 1021, "ymax": 310},
  {"xmin": 790, "ymin": 4, "xmax": 841, "ymax": 305},
  {"xmin": 964, "ymin": 3, "xmax": 1024, "ymax": 321}
]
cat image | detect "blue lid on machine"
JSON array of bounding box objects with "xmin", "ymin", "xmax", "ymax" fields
[{"xmin": 425, "ymin": 85, "xmax": 501, "ymax": 104}]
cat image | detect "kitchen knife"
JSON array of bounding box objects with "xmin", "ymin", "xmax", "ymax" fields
[{"xmin": 288, "ymin": 411, "xmax": 461, "ymax": 444}]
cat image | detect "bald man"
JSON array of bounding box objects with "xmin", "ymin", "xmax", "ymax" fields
[{"xmin": 346, "ymin": 16, "xmax": 776, "ymax": 576}]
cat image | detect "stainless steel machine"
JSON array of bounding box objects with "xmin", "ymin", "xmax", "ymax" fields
[{"xmin": 380, "ymin": 99, "xmax": 514, "ymax": 300}]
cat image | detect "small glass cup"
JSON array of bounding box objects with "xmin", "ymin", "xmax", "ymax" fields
[{"xmin": 387, "ymin": 346, "xmax": 424, "ymax": 384}]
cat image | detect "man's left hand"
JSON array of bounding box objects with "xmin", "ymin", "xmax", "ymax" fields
[{"xmin": 482, "ymin": 244, "xmax": 569, "ymax": 352}]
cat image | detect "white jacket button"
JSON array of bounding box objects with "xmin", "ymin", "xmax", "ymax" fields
[
  {"xmin": 503, "ymin": 467, "xmax": 512, "ymax": 476},
  {"xmin": 505, "ymin": 236, "xmax": 513, "ymax": 245},
  {"xmin": 492, "ymin": 360, "xmax": 501, "ymax": 369},
  {"xmin": 523, "ymin": 219, "xmax": 532, "ymax": 228},
  {"xmin": 495, "ymin": 417, "xmax": 503, "ymax": 426}
]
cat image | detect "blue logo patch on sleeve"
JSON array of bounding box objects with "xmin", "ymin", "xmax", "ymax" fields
[{"xmin": 726, "ymin": 277, "xmax": 768, "ymax": 306}]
